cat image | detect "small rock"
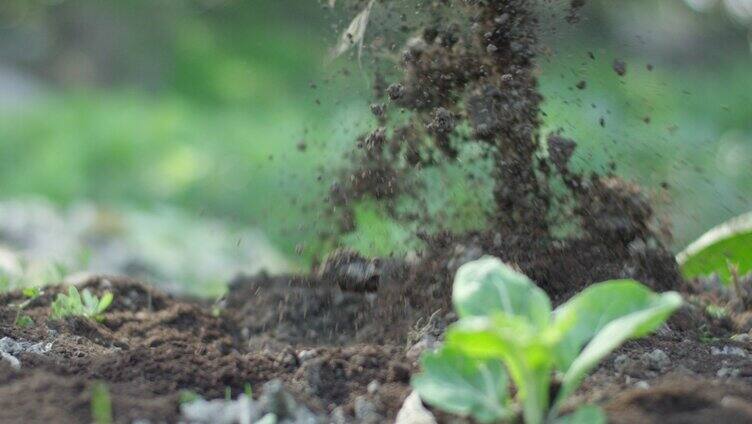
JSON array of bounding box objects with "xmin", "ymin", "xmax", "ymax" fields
[
  {"xmin": 711, "ymin": 346, "xmax": 748, "ymax": 357},
  {"xmin": 717, "ymin": 367, "xmax": 741, "ymax": 378},
  {"xmin": 0, "ymin": 351, "xmax": 20, "ymax": 370},
  {"xmin": 613, "ymin": 354, "xmax": 631, "ymax": 374},
  {"xmin": 0, "ymin": 336, "xmax": 52, "ymax": 370},
  {"xmin": 258, "ymin": 379, "xmax": 319, "ymax": 423},
  {"xmin": 354, "ymin": 396, "xmax": 382, "ymax": 424},
  {"xmin": 297, "ymin": 350, "xmax": 317, "ymax": 363},
  {"xmin": 635, "ymin": 381, "xmax": 650, "ymax": 390},
  {"xmin": 367, "ymin": 380, "xmax": 381, "ymax": 395},
  {"xmin": 395, "ymin": 392, "xmax": 437, "ymax": 424},
  {"xmin": 330, "ymin": 407, "xmax": 347, "ymax": 424},
  {"xmin": 641, "ymin": 349, "xmax": 670, "ymax": 372},
  {"xmin": 180, "ymin": 394, "xmax": 257, "ymax": 424}
]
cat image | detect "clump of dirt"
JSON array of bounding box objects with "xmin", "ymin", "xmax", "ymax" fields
[
  {"xmin": 326, "ymin": 0, "xmax": 679, "ymax": 299},
  {"xmin": 605, "ymin": 377, "xmax": 752, "ymax": 424}
]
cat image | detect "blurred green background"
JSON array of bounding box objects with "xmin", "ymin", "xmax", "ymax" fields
[{"xmin": 0, "ymin": 0, "xmax": 750, "ymax": 293}]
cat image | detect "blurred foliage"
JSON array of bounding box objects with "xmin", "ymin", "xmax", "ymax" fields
[
  {"xmin": 0, "ymin": 0, "xmax": 750, "ymax": 271},
  {"xmin": 678, "ymin": 212, "xmax": 752, "ymax": 283}
]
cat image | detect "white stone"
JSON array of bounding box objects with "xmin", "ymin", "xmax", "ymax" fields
[{"xmin": 395, "ymin": 392, "xmax": 437, "ymax": 424}]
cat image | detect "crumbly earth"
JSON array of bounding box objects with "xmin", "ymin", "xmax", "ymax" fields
[{"xmin": 0, "ymin": 268, "xmax": 751, "ymax": 423}]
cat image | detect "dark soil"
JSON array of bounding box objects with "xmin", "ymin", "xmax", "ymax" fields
[{"xmin": 1, "ymin": 270, "xmax": 752, "ymax": 423}]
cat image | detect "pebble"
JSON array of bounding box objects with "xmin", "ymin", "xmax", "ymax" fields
[
  {"xmin": 354, "ymin": 396, "xmax": 382, "ymax": 424},
  {"xmin": 0, "ymin": 337, "xmax": 53, "ymax": 370},
  {"xmin": 613, "ymin": 354, "xmax": 631, "ymax": 374},
  {"xmin": 711, "ymin": 346, "xmax": 748, "ymax": 357},
  {"xmin": 297, "ymin": 349, "xmax": 317, "ymax": 363},
  {"xmin": 395, "ymin": 392, "xmax": 437, "ymax": 424},
  {"xmin": 641, "ymin": 349, "xmax": 670, "ymax": 371},
  {"xmin": 367, "ymin": 380, "xmax": 381, "ymax": 395},
  {"xmin": 717, "ymin": 367, "xmax": 741, "ymax": 378}
]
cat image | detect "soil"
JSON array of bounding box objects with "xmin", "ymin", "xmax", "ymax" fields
[
  {"xmin": 1, "ymin": 1, "xmax": 751, "ymax": 423},
  {"xmin": 1, "ymin": 269, "xmax": 751, "ymax": 423}
]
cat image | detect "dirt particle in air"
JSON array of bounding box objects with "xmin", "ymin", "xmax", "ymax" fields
[{"xmin": 613, "ymin": 58, "xmax": 627, "ymax": 76}]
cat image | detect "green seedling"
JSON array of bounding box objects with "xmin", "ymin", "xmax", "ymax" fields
[
  {"xmin": 50, "ymin": 286, "xmax": 114, "ymax": 321},
  {"xmin": 14, "ymin": 287, "xmax": 41, "ymax": 328},
  {"xmin": 244, "ymin": 382, "xmax": 253, "ymax": 398},
  {"xmin": 91, "ymin": 381, "xmax": 114, "ymax": 424},
  {"xmin": 412, "ymin": 256, "xmax": 682, "ymax": 424},
  {"xmin": 678, "ymin": 211, "xmax": 752, "ymax": 284},
  {"xmin": 705, "ymin": 304, "xmax": 728, "ymax": 320},
  {"xmin": 179, "ymin": 390, "xmax": 200, "ymax": 405}
]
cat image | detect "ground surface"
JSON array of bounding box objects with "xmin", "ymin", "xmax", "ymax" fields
[{"xmin": 1, "ymin": 243, "xmax": 751, "ymax": 423}]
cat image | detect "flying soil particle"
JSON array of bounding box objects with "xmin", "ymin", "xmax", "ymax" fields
[
  {"xmin": 324, "ymin": 0, "xmax": 679, "ymax": 295},
  {"xmin": 613, "ymin": 58, "xmax": 627, "ymax": 76}
]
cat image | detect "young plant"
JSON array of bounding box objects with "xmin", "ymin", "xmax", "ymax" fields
[
  {"xmin": 50, "ymin": 286, "xmax": 114, "ymax": 321},
  {"xmin": 14, "ymin": 287, "xmax": 41, "ymax": 328},
  {"xmin": 412, "ymin": 256, "xmax": 682, "ymax": 424},
  {"xmin": 90, "ymin": 381, "xmax": 114, "ymax": 424}
]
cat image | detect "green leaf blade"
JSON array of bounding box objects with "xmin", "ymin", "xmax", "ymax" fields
[
  {"xmin": 555, "ymin": 405, "xmax": 606, "ymax": 424},
  {"xmin": 412, "ymin": 346, "xmax": 511, "ymax": 424},
  {"xmin": 555, "ymin": 291, "xmax": 682, "ymax": 407},
  {"xmin": 453, "ymin": 256, "xmax": 551, "ymax": 328},
  {"xmin": 551, "ymin": 280, "xmax": 670, "ymax": 370},
  {"xmin": 97, "ymin": 292, "xmax": 114, "ymax": 315},
  {"xmin": 446, "ymin": 315, "xmax": 553, "ymax": 424},
  {"xmin": 677, "ymin": 211, "xmax": 752, "ymax": 284}
]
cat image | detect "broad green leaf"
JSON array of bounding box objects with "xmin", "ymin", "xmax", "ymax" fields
[
  {"xmin": 678, "ymin": 212, "xmax": 752, "ymax": 284},
  {"xmin": 555, "ymin": 291, "xmax": 682, "ymax": 408},
  {"xmin": 453, "ymin": 256, "xmax": 551, "ymax": 327},
  {"xmin": 412, "ymin": 346, "xmax": 511, "ymax": 424},
  {"xmin": 446, "ymin": 315, "xmax": 553, "ymax": 424},
  {"xmin": 551, "ymin": 280, "xmax": 669, "ymax": 370},
  {"xmin": 554, "ymin": 405, "xmax": 606, "ymax": 424}
]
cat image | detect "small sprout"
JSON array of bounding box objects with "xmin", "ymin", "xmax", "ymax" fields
[
  {"xmin": 50, "ymin": 286, "xmax": 114, "ymax": 321},
  {"xmin": 225, "ymin": 386, "xmax": 232, "ymax": 401},
  {"xmin": 22, "ymin": 287, "xmax": 40, "ymax": 299},
  {"xmin": 244, "ymin": 383, "xmax": 253, "ymax": 398},
  {"xmin": 179, "ymin": 390, "xmax": 200, "ymax": 405},
  {"xmin": 91, "ymin": 382, "xmax": 114, "ymax": 424},
  {"xmin": 15, "ymin": 315, "xmax": 34, "ymax": 328},
  {"xmin": 14, "ymin": 287, "xmax": 41, "ymax": 328},
  {"xmin": 705, "ymin": 304, "xmax": 728, "ymax": 320},
  {"xmin": 412, "ymin": 256, "xmax": 682, "ymax": 424}
]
